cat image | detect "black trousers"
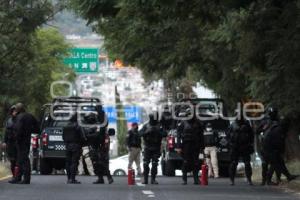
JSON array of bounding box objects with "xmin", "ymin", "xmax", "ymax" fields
[
  {"xmin": 6, "ymin": 143, "xmax": 17, "ymax": 175},
  {"xmin": 229, "ymin": 151, "xmax": 252, "ymax": 182},
  {"xmin": 181, "ymin": 142, "xmax": 200, "ymax": 183},
  {"xmin": 266, "ymin": 152, "xmax": 290, "ymax": 181},
  {"xmin": 65, "ymin": 143, "xmax": 81, "ymax": 181},
  {"xmin": 89, "ymin": 145, "xmax": 112, "ymax": 179},
  {"xmin": 261, "ymin": 152, "xmax": 281, "ymax": 183},
  {"xmin": 143, "ymin": 148, "xmax": 161, "ymax": 179},
  {"xmin": 16, "ymin": 143, "xmax": 31, "ymax": 181}
]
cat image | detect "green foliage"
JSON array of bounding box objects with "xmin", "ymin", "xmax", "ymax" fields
[
  {"xmin": 69, "ymin": 0, "xmax": 300, "ymax": 118},
  {"xmin": 0, "ymin": 0, "xmax": 75, "ymax": 126},
  {"xmin": 69, "ymin": 0, "xmax": 300, "ymax": 161}
]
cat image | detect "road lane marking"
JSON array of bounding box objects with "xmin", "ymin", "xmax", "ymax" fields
[
  {"xmin": 136, "ymin": 182, "xmax": 145, "ymax": 187},
  {"xmin": 142, "ymin": 190, "xmax": 154, "ymax": 195},
  {"xmin": 142, "ymin": 190, "xmax": 155, "ymax": 198}
]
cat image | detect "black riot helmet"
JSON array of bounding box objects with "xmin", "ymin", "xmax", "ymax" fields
[
  {"xmin": 84, "ymin": 112, "xmax": 98, "ymax": 124},
  {"xmin": 267, "ymin": 107, "xmax": 279, "ymax": 121},
  {"xmin": 70, "ymin": 113, "xmax": 78, "ymax": 123},
  {"xmin": 15, "ymin": 102, "xmax": 25, "ymax": 113},
  {"xmin": 9, "ymin": 105, "xmax": 16, "ymax": 114},
  {"xmin": 149, "ymin": 112, "xmax": 158, "ymax": 126}
]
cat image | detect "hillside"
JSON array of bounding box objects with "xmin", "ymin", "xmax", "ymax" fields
[{"xmin": 48, "ymin": 10, "xmax": 94, "ymax": 37}]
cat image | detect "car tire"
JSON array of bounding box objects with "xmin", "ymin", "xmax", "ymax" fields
[
  {"xmin": 113, "ymin": 169, "xmax": 126, "ymax": 176},
  {"xmin": 40, "ymin": 158, "xmax": 53, "ymax": 175},
  {"xmin": 165, "ymin": 160, "xmax": 175, "ymax": 177}
]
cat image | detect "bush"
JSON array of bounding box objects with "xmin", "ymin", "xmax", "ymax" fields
[{"xmin": 0, "ymin": 163, "xmax": 10, "ymax": 178}]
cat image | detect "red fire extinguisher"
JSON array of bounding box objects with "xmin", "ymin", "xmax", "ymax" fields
[
  {"xmin": 128, "ymin": 168, "xmax": 135, "ymax": 185},
  {"xmin": 201, "ymin": 161, "xmax": 208, "ymax": 186},
  {"xmin": 14, "ymin": 166, "xmax": 20, "ymax": 178}
]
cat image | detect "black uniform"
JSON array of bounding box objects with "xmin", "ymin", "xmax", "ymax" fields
[
  {"xmin": 126, "ymin": 128, "xmax": 142, "ymax": 149},
  {"xmin": 4, "ymin": 116, "xmax": 17, "ymax": 175},
  {"xmin": 63, "ymin": 118, "xmax": 82, "ymax": 184},
  {"xmin": 203, "ymin": 125, "xmax": 218, "ymax": 147},
  {"xmin": 228, "ymin": 120, "xmax": 254, "ymax": 185},
  {"xmin": 263, "ymin": 120, "xmax": 296, "ymax": 182},
  {"xmin": 14, "ymin": 112, "xmax": 39, "ymax": 184},
  {"xmin": 140, "ymin": 116, "xmax": 165, "ymax": 184},
  {"xmin": 82, "ymin": 111, "xmax": 113, "ymax": 184},
  {"xmin": 257, "ymin": 118, "xmax": 281, "ymax": 185},
  {"xmin": 177, "ymin": 118, "xmax": 204, "ymax": 185},
  {"xmin": 160, "ymin": 110, "xmax": 173, "ymax": 131},
  {"xmin": 88, "ymin": 133, "xmax": 113, "ymax": 184}
]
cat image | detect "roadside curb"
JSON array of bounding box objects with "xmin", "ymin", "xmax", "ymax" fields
[{"xmin": 0, "ymin": 175, "xmax": 12, "ymax": 181}]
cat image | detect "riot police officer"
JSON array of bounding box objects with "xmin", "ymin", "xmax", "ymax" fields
[
  {"xmin": 12, "ymin": 103, "xmax": 39, "ymax": 184},
  {"xmin": 83, "ymin": 111, "xmax": 113, "ymax": 184},
  {"xmin": 177, "ymin": 109, "xmax": 204, "ymax": 185},
  {"xmin": 228, "ymin": 116, "xmax": 254, "ymax": 186},
  {"xmin": 263, "ymin": 117, "xmax": 298, "ymax": 183},
  {"xmin": 257, "ymin": 107, "xmax": 281, "ymax": 185},
  {"xmin": 2, "ymin": 105, "xmax": 17, "ymax": 182},
  {"xmin": 140, "ymin": 113, "xmax": 166, "ymax": 184},
  {"xmin": 63, "ymin": 113, "xmax": 82, "ymax": 184},
  {"xmin": 160, "ymin": 105, "xmax": 174, "ymax": 131},
  {"xmin": 98, "ymin": 132, "xmax": 114, "ymax": 184}
]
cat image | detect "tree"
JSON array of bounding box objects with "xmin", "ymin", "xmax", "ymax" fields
[
  {"xmin": 0, "ymin": 27, "xmax": 75, "ymax": 129},
  {"xmin": 0, "ymin": 0, "xmax": 70, "ymax": 124},
  {"xmin": 70, "ymin": 0, "xmax": 300, "ymax": 159}
]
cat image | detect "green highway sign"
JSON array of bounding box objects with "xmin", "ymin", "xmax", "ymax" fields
[{"xmin": 64, "ymin": 48, "xmax": 99, "ymax": 73}]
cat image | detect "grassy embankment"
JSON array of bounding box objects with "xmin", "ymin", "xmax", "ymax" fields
[
  {"xmin": 0, "ymin": 163, "xmax": 10, "ymax": 179},
  {"xmin": 252, "ymin": 160, "xmax": 300, "ymax": 191}
]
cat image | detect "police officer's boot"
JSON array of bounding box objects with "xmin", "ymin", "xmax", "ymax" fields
[
  {"xmin": 151, "ymin": 176, "xmax": 158, "ymax": 185},
  {"xmin": 245, "ymin": 162, "xmax": 253, "ymax": 186},
  {"xmin": 261, "ymin": 162, "xmax": 267, "ymax": 186},
  {"xmin": 247, "ymin": 176, "xmax": 253, "ymax": 186},
  {"xmin": 182, "ymin": 172, "xmax": 187, "ymax": 185},
  {"xmin": 261, "ymin": 177, "xmax": 266, "ymax": 186},
  {"xmin": 230, "ymin": 177, "xmax": 235, "ymax": 186},
  {"xmin": 266, "ymin": 172, "xmax": 278, "ymax": 185},
  {"xmin": 107, "ymin": 173, "xmax": 114, "ymax": 184},
  {"xmin": 142, "ymin": 164, "xmax": 149, "ymax": 184},
  {"xmin": 193, "ymin": 170, "xmax": 199, "ymax": 185},
  {"xmin": 93, "ymin": 176, "xmax": 105, "ymax": 184},
  {"xmin": 9, "ymin": 165, "xmax": 21, "ymax": 184},
  {"xmin": 142, "ymin": 174, "xmax": 148, "ymax": 184},
  {"xmin": 229, "ymin": 162, "xmax": 237, "ymax": 186},
  {"xmin": 9, "ymin": 177, "xmax": 21, "ymax": 184},
  {"xmin": 287, "ymin": 175, "xmax": 298, "ymax": 182}
]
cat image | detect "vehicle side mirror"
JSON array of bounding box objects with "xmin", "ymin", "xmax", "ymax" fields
[{"xmin": 108, "ymin": 128, "xmax": 115, "ymax": 136}]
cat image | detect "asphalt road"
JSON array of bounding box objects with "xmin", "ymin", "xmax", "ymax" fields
[{"xmin": 0, "ymin": 176, "xmax": 299, "ymax": 200}]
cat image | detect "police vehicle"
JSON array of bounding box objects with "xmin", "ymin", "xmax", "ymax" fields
[
  {"xmin": 38, "ymin": 97, "xmax": 104, "ymax": 175},
  {"xmin": 161, "ymin": 98, "xmax": 231, "ymax": 177}
]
